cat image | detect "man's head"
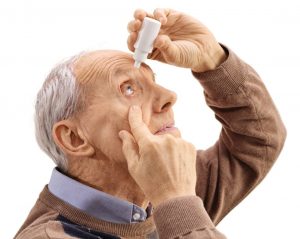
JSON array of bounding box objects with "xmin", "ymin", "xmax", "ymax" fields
[{"xmin": 35, "ymin": 50, "xmax": 178, "ymax": 173}]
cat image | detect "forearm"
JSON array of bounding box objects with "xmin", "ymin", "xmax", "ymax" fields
[
  {"xmin": 153, "ymin": 196, "xmax": 226, "ymax": 239},
  {"xmin": 194, "ymin": 44, "xmax": 286, "ymax": 173},
  {"xmin": 193, "ymin": 45, "xmax": 287, "ymax": 223}
]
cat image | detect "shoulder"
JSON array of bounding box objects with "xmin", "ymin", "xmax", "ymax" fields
[{"xmin": 15, "ymin": 221, "xmax": 78, "ymax": 239}]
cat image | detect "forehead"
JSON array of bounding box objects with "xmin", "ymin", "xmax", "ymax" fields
[
  {"xmin": 113, "ymin": 65, "xmax": 155, "ymax": 83},
  {"xmin": 74, "ymin": 50, "xmax": 154, "ymax": 86}
]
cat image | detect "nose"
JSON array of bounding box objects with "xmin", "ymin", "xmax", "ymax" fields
[{"xmin": 153, "ymin": 86, "xmax": 177, "ymax": 113}]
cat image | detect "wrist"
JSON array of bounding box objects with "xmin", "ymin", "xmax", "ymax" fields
[
  {"xmin": 150, "ymin": 190, "xmax": 196, "ymax": 207},
  {"xmin": 192, "ymin": 43, "xmax": 227, "ymax": 73}
]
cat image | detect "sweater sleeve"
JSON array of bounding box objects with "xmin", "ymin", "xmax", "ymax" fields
[
  {"xmin": 192, "ymin": 45, "xmax": 287, "ymax": 224},
  {"xmin": 153, "ymin": 196, "xmax": 227, "ymax": 239}
]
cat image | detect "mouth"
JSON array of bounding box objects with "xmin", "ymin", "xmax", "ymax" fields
[{"xmin": 154, "ymin": 122, "xmax": 178, "ymax": 135}]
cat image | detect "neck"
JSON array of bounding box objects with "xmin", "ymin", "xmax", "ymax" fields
[{"xmin": 67, "ymin": 156, "xmax": 149, "ymax": 209}]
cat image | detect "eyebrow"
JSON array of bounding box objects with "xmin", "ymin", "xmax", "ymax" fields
[
  {"xmin": 138, "ymin": 68, "xmax": 156, "ymax": 83},
  {"xmin": 113, "ymin": 67, "xmax": 156, "ymax": 84}
]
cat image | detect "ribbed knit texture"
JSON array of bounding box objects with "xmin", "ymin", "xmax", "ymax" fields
[
  {"xmin": 192, "ymin": 45, "xmax": 246, "ymax": 97},
  {"xmin": 154, "ymin": 196, "xmax": 215, "ymax": 239}
]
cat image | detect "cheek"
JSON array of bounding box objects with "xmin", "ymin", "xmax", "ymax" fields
[
  {"xmin": 140, "ymin": 99, "xmax": 153, "ymax": 126},
  {"xmin": 96, "ymin": 125, "xmax": 125, "ymax": 162},
  {"xmin": 83, "ymin": 97, "xmax": 152, "ymax": 161},
  {"xmin": 88, "ymin": 107, "xmax": 130, "ymax": 162}
]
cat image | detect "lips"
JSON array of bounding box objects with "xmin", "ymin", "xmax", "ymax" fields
[{"xmin": 154, "ymin": 122, "xmax": 177, "ymax": 135}]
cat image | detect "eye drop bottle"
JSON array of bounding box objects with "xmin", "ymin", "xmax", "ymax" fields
[{"xmin": 133, "ymin": 17, "xmax": 161, "ymax": 68}]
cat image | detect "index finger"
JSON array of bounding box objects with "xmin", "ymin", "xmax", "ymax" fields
[{"xmin": 128, "ymin": 105, "xmax": 153, "ymax": 144}]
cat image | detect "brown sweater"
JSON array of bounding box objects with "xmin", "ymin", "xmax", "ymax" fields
[{"xmin": 14, "ymin": 46, "xmax": 286, "ymax": 239}]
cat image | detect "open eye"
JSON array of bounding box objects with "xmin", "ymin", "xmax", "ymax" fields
[{"xmin": 120, "ymin": 81, "xmax": 137, "ymax": 96}]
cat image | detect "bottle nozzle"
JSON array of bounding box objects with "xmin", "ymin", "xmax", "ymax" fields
[{"xmin": 134, "ymin": 61, "xmax": 141, "ymax": 68}]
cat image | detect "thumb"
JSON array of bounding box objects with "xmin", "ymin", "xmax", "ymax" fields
[
  {"xmin": 153, "ymin": 34, "xmax": 177, "ymax": 60},
  {"xmin": 119, "ymin": 130, "xmax": 139, "ymax": 170}
]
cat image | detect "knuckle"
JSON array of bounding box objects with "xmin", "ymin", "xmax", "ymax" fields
[
  {"xmin": 176, "ymin": 139, "xmax": 196, "ymax": 151},
  {"xmin": 134, "ymin": 9, "xmax": 146, "ymax": 19},
  {"xmin": 143, "ymin": 140, "xmax": 154, "ymax": 150},
  {"xmin": 134, "ymin": 9, "xmax": 141, "ymax": 17},
  {"xmin": 165, "ymin": 8, "xmax": 173, "ymax": 16},
  {"xmin": 161, "ymin": 134, "xmax": 177, "ymax": 148},
  {"xmin": 164, "ymin": 134, "xmax": 175, "ymax": 142},
  {"xmin": 153, "ymin": 8, "xmax": 159, "ymax": 14},
  {"xmin": 127, "ymin": 20, "xmax": 140, "ymax": 32},
  {"xmin": 141, "ymin": 138, "xmax": 157, "ymax": 151},
  {"xmin": 154, "ymin": 8, "xmax": 163, "ymax": 14},
  {"xmin": 153, "ymin": 8, "xmax": 163, "ymax": 19},
  {"xmin": 133, "ymin": 20, "xmax": 141, "ymax": 29}
]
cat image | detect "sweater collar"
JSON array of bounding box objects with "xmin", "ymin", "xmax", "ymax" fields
[{"xmin": 48, "ymin": 168, "xmax": 147, "ymax": 224}]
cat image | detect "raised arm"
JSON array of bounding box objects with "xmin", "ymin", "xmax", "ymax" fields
[{"xmin": 193, "ymin": 46, "xmax": 286, "ymax": 223}]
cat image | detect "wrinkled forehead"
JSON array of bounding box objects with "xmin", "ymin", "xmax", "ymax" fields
[{"xmin": 73, "ymin": 50, "xmax": 154, "ymax": 87}]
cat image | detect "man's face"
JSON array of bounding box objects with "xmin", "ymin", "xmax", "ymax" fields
[{"xmin": 74, "ymin": 50, "xmax": 180, "ymax": 163}]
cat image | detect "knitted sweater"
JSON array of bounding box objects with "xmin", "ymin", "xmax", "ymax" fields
[{"xmin": 14, "ymin": 46, "xmax": 286, "ymax": 239}]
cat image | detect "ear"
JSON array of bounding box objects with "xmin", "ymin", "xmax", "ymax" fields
[{"xmin": 52, "ymin": 120, "xmax": 95, "ymax": 157}]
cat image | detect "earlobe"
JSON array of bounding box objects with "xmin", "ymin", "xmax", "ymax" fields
[{"xmin": 52, "ymin": 120, "xmax": 95, "ymax": 157}]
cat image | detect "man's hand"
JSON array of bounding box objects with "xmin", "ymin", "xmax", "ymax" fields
[
  {"xmin": 119, "ymin": 106, "xmax": 197, "ymax": 207},
  {"xmin": 127, "ymin": 8, "xmax": 227, "ymax": 72}
]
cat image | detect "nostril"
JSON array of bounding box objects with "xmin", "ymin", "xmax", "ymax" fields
[{"xmin": 161, "ymin": 102, "xmax": 172, "ymax": 111}]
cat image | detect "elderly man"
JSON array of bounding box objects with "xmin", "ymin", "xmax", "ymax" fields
[{"xmin": 15, "ymin": 8, "xmax": 286, "ymax": 239}]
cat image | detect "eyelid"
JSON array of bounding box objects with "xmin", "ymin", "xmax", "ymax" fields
[
  {"xmin": 120, "ymin": 79, "xmax": 136, "ymax": 89},
  {"xmin": 120, "ymin": 78, "xmax": 135, "ymax": 85}
]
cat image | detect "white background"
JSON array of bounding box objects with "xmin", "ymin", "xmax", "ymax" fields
[{"xmin": 1, "ymin": 0, "xmax": 299, "ymax": 238}]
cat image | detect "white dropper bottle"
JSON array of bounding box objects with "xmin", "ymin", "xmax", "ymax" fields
[{"xmin": 133, "ymin": 17, "xmax": 161, "ymax": 68}]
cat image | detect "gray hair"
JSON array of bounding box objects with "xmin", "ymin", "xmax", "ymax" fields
[{"xmin": 35, "ymin": 54, "xmax": 84, "ymax": 172}]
